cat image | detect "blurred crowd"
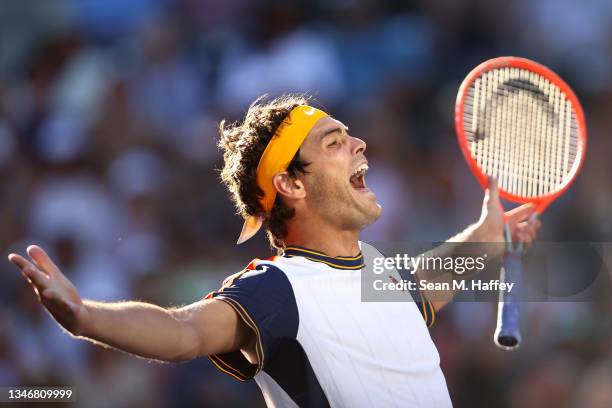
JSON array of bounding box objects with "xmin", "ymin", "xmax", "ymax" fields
[{"xmin": 0, "ymin": 0, "xmax": 611, "ymax": 407}]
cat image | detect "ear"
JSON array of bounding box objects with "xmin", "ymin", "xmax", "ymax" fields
[{"xmin": 273, "ymin": 171, "xmax": 306, "ymax": 201}]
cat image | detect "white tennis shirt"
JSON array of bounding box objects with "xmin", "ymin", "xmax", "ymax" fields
[{"xmin": 206, "ymin": 242, "xmax": 452, "ymax": 407}]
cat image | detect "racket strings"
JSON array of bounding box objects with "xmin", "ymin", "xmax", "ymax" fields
[{"xmin": 463, "ymin": 67, "xmax": 581, "ymax": 198}]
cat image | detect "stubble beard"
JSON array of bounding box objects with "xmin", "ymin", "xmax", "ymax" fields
[{"xmin": 307, "ymin": 174, "xmax": 377, "ymax": 232}]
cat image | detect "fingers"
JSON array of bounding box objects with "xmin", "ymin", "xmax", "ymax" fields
[
  {"xmin": 512, "ymin": 217, "xmax": 542, "ymax": 246},
  {"xmin": 8, "ymin": 248, "xmax": 81, "ymax": 331},
  {"xmin": 487, "ymin": 176, "xmax": 499, "ymax": 199},
  {"xmin": 514, "ymin": 230, "xmax": 532, "ymax": 244},
  {"xmin": 483, "ymin": 177, "xmax": 505, "ymax": 220},
  {"xmin": 505, "ymin": 203, "xmax": 537, "ymax": 224},
  {"xmin": 8, "ymin": 252, "xmax": 52, "ymax": 277},
  {"xmin": 484, "ymin": 177, "xmax": 500, "ymax": 206},
  {"xmin": 22, "ymin": 265, "xmax": 51, "ymax": 289},
  {"xmin": 27, "ymin": 245, "xmax": 59, "ymax": 276},
  {"xmin": 8, "ymin": 251, "xmax": 54, "ymax": 295},
  {"xmin": 8, "ymin": 253, "xmax": 36, "ymax": 271}
]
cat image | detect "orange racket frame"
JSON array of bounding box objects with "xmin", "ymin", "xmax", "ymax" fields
[{"xmin": 455, "ymin": 56, "xmax": 587, "ymax": 212}]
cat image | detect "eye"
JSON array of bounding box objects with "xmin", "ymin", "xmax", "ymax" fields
[{"xmin": 328, "ymin": 140, "xmax": 339, "ymax": 148}]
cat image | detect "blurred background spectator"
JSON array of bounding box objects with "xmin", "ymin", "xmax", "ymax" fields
[{"xmin": 0, "ymin": 0, "xmax": 610, "ymax": 406}]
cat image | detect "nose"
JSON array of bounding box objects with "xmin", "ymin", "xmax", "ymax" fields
[{"xmin": 351, "ymin": 136, "xmax": 367, "ymax": 156}]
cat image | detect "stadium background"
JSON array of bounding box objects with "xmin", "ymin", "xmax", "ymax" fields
[{"xmin": 0, "ymin": 0, "xmax": 611, "ymax": 407}]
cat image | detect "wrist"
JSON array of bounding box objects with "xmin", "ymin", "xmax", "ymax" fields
[
  {"xmin": 75, "ymin": 300, "xmax": 96, "ymax": 338},
  {"xmin": 471, "ymin": 221, "xmax": 505, "ymax": 259},
  {"xmin": 469, "ymin": 222, "xmax": 488, "ymax": 242},
  {"xmin": 456, "ymin": 222, "xmax": 486, "ymax": 243}
]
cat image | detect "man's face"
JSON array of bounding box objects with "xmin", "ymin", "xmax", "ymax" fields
[{"xmin": 295, "ymin": 116, "xmax": 382, "ymax": 230}]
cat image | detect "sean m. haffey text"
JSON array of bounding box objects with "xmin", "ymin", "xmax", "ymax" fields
[{"xmin": 370, "ymin": 253, "xmax": 515, "ymax": 293}]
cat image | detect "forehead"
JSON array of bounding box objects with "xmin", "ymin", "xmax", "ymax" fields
[{"xmin": 301, "ymin": 116, "xmax": 346, "ymax": 147}]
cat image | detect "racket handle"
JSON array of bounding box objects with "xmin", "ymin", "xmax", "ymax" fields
[{"xmin": 494, "ymin": 249, "xmax": 522, "ymax": 350}]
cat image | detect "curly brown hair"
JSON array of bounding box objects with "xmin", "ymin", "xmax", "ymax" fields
[{"xmin": 218, "ymin": 94, "xmax": 312, "ymax": 251}]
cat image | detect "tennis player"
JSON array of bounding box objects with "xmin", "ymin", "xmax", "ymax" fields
[{"xmin": 8, "ymin": 95, "xmax": 540, "ymax": 407}]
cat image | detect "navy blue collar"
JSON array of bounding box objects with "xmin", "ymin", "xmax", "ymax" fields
[{"xmin": 283, "ymin": 246, "xmax": 364, "ymax": 270}]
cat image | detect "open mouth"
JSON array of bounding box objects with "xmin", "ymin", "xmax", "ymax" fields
[{"xmin": 349, "ymin": 163, "xmax": 369, "ymax": 190}]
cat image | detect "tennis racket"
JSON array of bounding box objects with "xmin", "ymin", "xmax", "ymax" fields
[{"xmin": 455, "ymin": 56, "xmax": 587, "ymax": 349}]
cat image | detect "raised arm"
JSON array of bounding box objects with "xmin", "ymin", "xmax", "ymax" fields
[
  {"xmin": 414, "ymin": 178, "xmax": 541, "ymax": 312},
  {"xmin": 8, "ymin": 246, "xmax": 255, "ymax": 363}
]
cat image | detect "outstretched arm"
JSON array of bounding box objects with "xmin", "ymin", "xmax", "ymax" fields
[
  {"xmin": 8, "ymin": 246, "xmax": 254, "ymax": 363},
  {"xmin": 414, "ymin": 178, "xmax": 541, "ymax": 312}
]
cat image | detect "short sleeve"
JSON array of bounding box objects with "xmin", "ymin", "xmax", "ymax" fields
[{"xmin": 205, "ymin": 261, "xmax": 299, "ymax": 381}]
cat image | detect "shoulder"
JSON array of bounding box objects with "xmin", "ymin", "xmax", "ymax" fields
[
  {"xmin": 224, "ymin": 257, "xmax": 289, "ymax": 288},
  {"xmin": 205, "ymin": 257, "xmax": 297, "ymax": 307},
  {"xmin": 206, "ymin": 257, "xmax": 301, "ymax": 381}
]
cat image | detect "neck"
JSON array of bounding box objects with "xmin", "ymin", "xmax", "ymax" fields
[{"xmin": 284, "ymin": 216, "xmax": 361, "ymax": 257}]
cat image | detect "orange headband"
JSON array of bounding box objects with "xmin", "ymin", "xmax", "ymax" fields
[{"xmin": 237, "ymin": 105, "xmax": 328, "ymax": 244}]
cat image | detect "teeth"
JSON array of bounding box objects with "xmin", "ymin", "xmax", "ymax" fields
[{"xmin": 351, "ymin": 164, "xmax": 369, "ymax": 178}]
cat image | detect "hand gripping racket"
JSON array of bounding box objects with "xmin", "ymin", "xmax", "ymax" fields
[{"xmin": 455, "ymin": 57, "xmax": 587, "ymax": 349}]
